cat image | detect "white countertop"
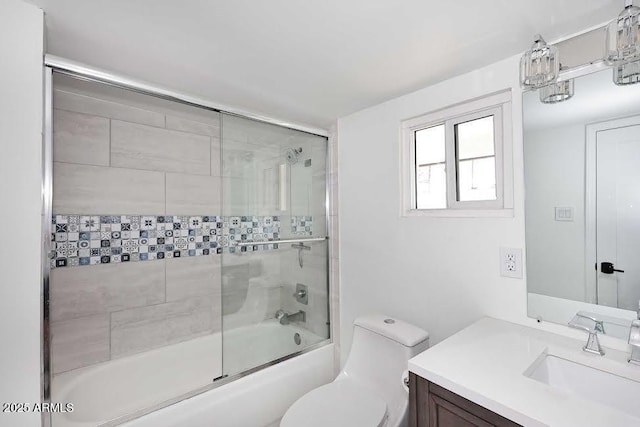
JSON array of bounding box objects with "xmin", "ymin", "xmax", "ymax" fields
[{"xmin": 408, "ymin": 317, "xmax": 640, "ymax": 427}]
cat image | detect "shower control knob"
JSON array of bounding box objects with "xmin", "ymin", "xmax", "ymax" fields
[{"xmin": 293, "ymin": 284, "xmax": 309, "ymax": 305}]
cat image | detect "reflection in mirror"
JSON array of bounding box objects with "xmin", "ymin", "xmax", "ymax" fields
[{"xmin": 524, "ymin": 66, "xmax": 640, "ymax": 331}]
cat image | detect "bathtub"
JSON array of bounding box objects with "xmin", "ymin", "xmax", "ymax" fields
[{"xmin": 51, "ymin": 320, "xmax": 332, "ymax": 427}]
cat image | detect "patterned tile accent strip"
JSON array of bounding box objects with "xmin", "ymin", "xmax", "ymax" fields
[
  {"xmin": 50, "ymin": 215, "xmax": 307, "ymax": 268},
  {"xmin": 291, "ymin": 215, "xmax": 313, "ymax": 236}
]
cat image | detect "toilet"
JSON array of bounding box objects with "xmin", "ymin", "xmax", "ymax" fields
[{"xmin": 281, "ymin": 315, "xmax": 429, "ymax": 427}]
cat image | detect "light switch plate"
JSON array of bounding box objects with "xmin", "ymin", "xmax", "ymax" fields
[
  {"xmin": 554, "ymin": 207, "xmax": 574, "ymax": 222},
  {"xmin": 500, "ymin": 247, "xmax": 523, "ymax": 279}
]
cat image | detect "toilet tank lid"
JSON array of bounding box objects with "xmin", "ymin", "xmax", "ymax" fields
[{"xmin": 354, "ymin": 315, "xmax": 429, "ymax": 347}]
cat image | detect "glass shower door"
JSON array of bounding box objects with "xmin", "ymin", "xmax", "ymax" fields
[
  {"xmin": 220, "ymin": 114, "xmax": 329, "ymax": 376},
  {"xmin": 47, "ymin": 72, "xmax": 225, "ymax": 426}
]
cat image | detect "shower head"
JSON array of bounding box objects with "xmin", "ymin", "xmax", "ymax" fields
[{"xmin": 285, "ymin": 147, "xmax": 303, "ymax": 165}]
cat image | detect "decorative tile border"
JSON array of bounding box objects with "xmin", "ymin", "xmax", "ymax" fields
[
  {"xmin": 291, "ymin": 215, "xmax": 313, "ymax": 236},
  {"xmin": 50, "ymin": 214, "xmax": 312, "ymax": 268}
]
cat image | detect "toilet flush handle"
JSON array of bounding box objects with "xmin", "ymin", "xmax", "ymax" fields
[{"xmin": 402, "ymin": 370, "xmax": 410, "ymax": 392}]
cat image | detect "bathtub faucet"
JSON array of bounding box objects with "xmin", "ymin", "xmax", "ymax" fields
[{"xmin": 275, "ymin": 309, "xmax": 306, "ymax": 325}]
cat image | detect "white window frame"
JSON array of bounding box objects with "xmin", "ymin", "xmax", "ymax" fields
[{"xmin": 401, "ymin": 90, "xmax": 513, "ymax": 218}]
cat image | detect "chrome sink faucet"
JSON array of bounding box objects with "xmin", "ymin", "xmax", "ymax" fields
[
  {"xmin": 628, "ymin": 320, "xmax": 640, "ymax": 364},
  {"xmin": 628, "ymin": 301, "xmax": 640, "ymax": 364},
  {"xmin": 568, "ymin": 313, "xmax": 605, "ymax": 356}
]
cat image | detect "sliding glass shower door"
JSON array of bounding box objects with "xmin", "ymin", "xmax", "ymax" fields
[
  {"xmin": 220, "ymin": 114, "xmax": 330, "ymax": 376},
  {"xmin": 45, "ymin": 70, "xmax": 331, "ymax": 427},
  {"xmin": 47, "ymin": 72, "xmax": 226, "ymax": 426}
]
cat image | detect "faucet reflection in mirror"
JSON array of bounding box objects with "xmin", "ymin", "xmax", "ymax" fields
[{"xmin": 628, "ymin": 319, "xmax": 640, "ymax": 364}]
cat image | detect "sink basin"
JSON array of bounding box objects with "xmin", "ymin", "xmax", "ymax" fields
[{"xmin": 525, "ymin": 354, "xmax": 640, "ymax": 419}]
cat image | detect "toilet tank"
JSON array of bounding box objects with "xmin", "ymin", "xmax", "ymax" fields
[{"xmin": 339, "ymin": 315, "xmax": 429, "ymax": 391}]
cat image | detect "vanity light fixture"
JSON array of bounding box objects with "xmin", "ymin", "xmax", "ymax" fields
[
  {"xmin": 605, "ymin": 0, "xmax": 640, "ymax": 65},
  {"xmin": 613, "ymin": 59, "xmax": 640, "ymax": 85},
  {"xmin": 520, "ymin": 34, "xmax": 560, "ymax": 89},
  {"xmin": 539, "ymin": 79, "xmax": 574, "ymax": 103}
]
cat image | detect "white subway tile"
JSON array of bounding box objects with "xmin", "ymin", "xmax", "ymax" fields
[
  {"xmin": 53, "ymin": 109, "xmax": 110, "ymax": 166},
  {"xmin": 50, "ymin": 313, "xmax": 110, "ymax": 374},
  {"xmin": 165, "ymin": 173, "xmax": 221, "ymax": 215},
  {"xmin": 54, "ymin": 89, "xmax": 165, "ymax": 127},
  {"xmin": 50, "ymin": 261, "xmax": 165, "ymax": 322},
  {"xmin": 110, "ymin": 296, "xmax": 214, "ymax": 358},
  {"xmin": 53, "ymin": 163, "xmax": 165, "ymax": 214},
  {"xmin": 111, "ymin": 120, "xmax": 211, "ymax": 175},
  {"xmin": 211, "ymin": 136, "xmax": 221, "ymax": 177},
  {"xmin": 165, "ymin": 114, "xmax": 220, "ymax": 137},
  {"xmin": 166, "ymin": 255, "xmax": 221, "ymax": 302}
]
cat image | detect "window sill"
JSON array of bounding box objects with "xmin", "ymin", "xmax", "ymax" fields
[{"xmin": 402, "ymin": 208, "xmax": 514, "ymax": 218}]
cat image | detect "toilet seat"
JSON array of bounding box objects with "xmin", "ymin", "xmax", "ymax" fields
[{"xmin": 280, "ymin": 380, "xmax": 388, "ymax": 427}]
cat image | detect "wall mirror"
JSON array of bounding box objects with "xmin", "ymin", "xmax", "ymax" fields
[{"xmin": 524, "ymin": 65, "xmax": 640, "ymax": 337}]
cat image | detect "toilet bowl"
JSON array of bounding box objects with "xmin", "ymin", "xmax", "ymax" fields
[{"xmin": 281, "ymin": 315, "xmax": 429, "ymax": 427}]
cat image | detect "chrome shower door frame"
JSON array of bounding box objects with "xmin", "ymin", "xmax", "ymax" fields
[{"xmin": 40, "ymin": 57, "xmax": 332, "ymax": 427}]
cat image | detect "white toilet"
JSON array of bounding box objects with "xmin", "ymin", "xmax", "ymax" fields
[{"xmin": 281, "ymin": 315, "xmax": 429, "ymax": 427}]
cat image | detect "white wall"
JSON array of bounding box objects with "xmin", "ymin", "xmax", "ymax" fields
[
  {"xmin": 335, "ymin": 50, "xmax": 638, "ymax": 365},
  {"xmin": 337, "ymin": 55, "xmax": 529, "ymax": 363},
  {"xmin": 524, "ymin": 124, "xmax": 586, "ymax": 302},
  {"xmin": 0, "ymin": 1, "xmax": 44, "ymax": 426}
]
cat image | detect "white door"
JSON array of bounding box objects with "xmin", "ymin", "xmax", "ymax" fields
[{"xmin": 596, "ymin": 124, "xmax": 640, "ymax": 309}]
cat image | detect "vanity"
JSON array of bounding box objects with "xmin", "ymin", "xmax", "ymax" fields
[{"xmin": 408, "ymin": 317, "xmax": 640, "ymax": 427}]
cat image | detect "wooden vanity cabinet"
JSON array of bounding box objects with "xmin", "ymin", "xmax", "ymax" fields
[{"xmin": 409, "ymin": 373, "xmax": 522, "ymax": 427}]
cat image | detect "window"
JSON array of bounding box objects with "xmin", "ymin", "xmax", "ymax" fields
[
  {"xmin": 402, "ymin": 91, "xmax": 512, "ymax": 216},
  {"xmin": 415, "ymin": 124, "xmax": 446, "ymax": 209}
]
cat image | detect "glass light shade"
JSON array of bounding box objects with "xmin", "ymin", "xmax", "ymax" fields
[
  {"xmin": 604, "ymin": 0, "xmax": 640, "ymax": 64},
  {"xmin": 520, "ymin": 35, "xmax": 560, "ymax": 88},
  {"xmin": 613, "ymin": 59, "xmax": 640, "ymax": 84},
  {"xmin": 539, "ymin": 80, "xmax": 574, "ymax": 104}
]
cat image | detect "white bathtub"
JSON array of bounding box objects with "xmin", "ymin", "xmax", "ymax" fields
[{"xmin": 51, "ymin": 320, "xmax": 332, "ymax": 427}]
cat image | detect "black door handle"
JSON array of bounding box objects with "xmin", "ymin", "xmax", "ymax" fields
[{"xmin": 601, "ymin": 262, "xmax": 625, "ymax": 274}]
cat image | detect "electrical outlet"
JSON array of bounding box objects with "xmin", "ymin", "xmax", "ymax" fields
[{"xmin": 500, "ymin": 247, "xmax": 523, "ymax": 279}]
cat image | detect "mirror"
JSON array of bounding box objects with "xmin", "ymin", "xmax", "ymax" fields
[{"xmin": 524, "ymin": 66, "xmax": 640, "ymax": 334}]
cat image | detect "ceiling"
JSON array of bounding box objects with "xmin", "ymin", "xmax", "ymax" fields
[{"xmin": 28, "ymin": 0, "xmax": 622, "ymax": 129}]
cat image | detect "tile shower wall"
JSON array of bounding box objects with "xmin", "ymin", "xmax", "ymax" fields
[
  {"xmin": 278, "ymin": 132, "xmax": 330, "ymax": 340},
  {"xmin": 217, "ymin": 113, "xmax": 330, "ymax": 372},
  {"xmin": 50, "ymin": 79, "xmax": 227, "ymax": 374},
  {"xmin": 51, "ymin": 214, "xmax": 284, "ymax": 267},
  {"xmin": 328, "ymin": 125, "xmax": 340, "ymax": 373},
  {"xmin": 50, "ymin": 76, "xmax": 260, "ymax": 373},
  {"xmin": 50, "ymin": 76, "xmax": 325, "ymax": 376}
]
